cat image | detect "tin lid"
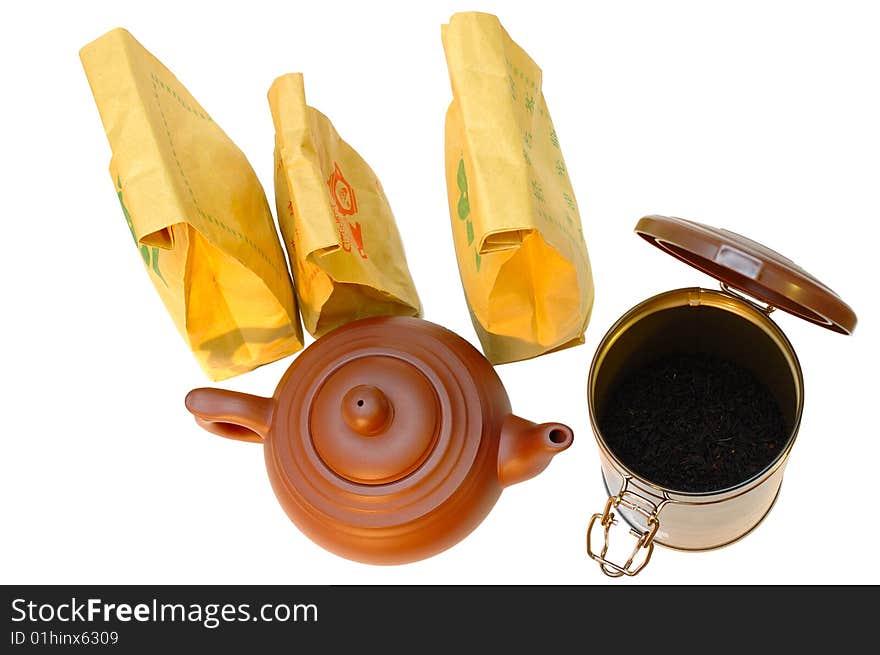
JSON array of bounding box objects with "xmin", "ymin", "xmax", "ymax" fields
[{"xmin": 634, "ymin": 215, "xmax": 857, "ymax": 334}]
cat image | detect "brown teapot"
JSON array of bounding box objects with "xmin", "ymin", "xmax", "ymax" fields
[{"xmin": 185, "ymin": 316, "xmax": 573, "ymax": 564}]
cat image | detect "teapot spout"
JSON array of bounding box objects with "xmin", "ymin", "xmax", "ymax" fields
[{"xmin": 497, "ymin": 415, "xmax": 573, "ymax": 488}]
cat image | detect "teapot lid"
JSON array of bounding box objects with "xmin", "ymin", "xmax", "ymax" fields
[
  {"xmin": 309, "ymin": 356, "xmax": 440, "ymax": 484},
  {"xmin": 635, "ymin": 215, "xmax": 857, "ymax": 334}
]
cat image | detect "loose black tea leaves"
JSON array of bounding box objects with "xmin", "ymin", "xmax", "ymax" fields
[{"xmin": 599, "ymin": 353, "xmax": 787, "ymax": 493}]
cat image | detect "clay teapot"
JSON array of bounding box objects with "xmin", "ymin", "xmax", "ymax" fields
[{"xmin": 185, "ymin": 316, "xmax": 573, "ymax": 564}]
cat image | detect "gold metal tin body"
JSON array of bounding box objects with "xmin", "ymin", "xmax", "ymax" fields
[{"xmin": 587, "ymin": 287, "xmax": 804, "ymax": 576}]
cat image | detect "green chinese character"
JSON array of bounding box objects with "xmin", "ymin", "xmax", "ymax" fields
[
  {"xmin": 456, "ymin": 159, "xmax": 470, "ymax": 220},
  {"xmin": 531, "ymin": 180, "xmax": 544, "ymax": 203},
  {"xmin": 116, "ymin": 176, "xmax": 166, "ymax": 285}
]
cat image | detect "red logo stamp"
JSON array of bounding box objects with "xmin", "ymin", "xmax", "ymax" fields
[
  {"xmin": 327, "ymin": 162, "xmax": 367, "ymax": 259},
  {"xmin": 328, "ymin": 163, "xmax": 357, "ymax": 216}
]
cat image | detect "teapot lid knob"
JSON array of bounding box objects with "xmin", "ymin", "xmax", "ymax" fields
[{"xmin": 341, "ymin": 385, "xmax": 393, "ymax": 436}]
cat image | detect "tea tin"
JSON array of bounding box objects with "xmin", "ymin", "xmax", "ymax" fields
[{"xmin": 586, "ymin": 215, "xmax": 856, "ymax": 577}]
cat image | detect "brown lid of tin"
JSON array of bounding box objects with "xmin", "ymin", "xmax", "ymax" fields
[{"xmin": 635, "ymin": 215, "xmax": 857, "ymax": 334}]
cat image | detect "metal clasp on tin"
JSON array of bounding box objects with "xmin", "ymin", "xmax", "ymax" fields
[{"xmin": 587, "ymin": 477, "xmax": 666, "ymax": 578}]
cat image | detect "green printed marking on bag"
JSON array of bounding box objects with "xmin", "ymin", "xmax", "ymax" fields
[
  {"xmin": 116, "ymin": 176, "xmax": 166, "ymax": 285},
  {"xmin": 456, "ymin": 158, "xmax": 480, "ymax": 271}
]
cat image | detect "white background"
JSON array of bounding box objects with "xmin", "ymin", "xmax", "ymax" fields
[{"xmin": 1, "ymin": 0, "xmax": 877, "ymax": 585}]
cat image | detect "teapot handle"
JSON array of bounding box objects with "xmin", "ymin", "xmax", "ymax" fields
[{"xmin": 184, "ymin": 388, "xmax": 274, "ymax": 444}]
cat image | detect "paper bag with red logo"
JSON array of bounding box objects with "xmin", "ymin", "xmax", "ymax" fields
[
  {"xmin": 81, "ymin": 29, "xmax": 303, "ymax": 380},
  {"xmin": 442, "ymin": 12, "xmax": 595, "ymax": 364},
  {"xmin": 268, "ymin": 73, "xmax": 422, "ymax": 338}
]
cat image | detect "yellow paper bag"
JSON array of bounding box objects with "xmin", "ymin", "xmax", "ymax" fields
[
  {"xmin": 268, "ymin": 73, "xmax": 422, "ymax": 337},
  {"xmin": 442, "ymin": 13, "xmax": 594, "ymax": 364},
  {"xmin": 81, "ymin": 29, "xmax": 303, "ymax": 380}
]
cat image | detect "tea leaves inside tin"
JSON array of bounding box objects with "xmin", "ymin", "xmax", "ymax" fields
[{"xmin": 599, "ymin": 353, "xmax": 786, "ymax": 493}]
